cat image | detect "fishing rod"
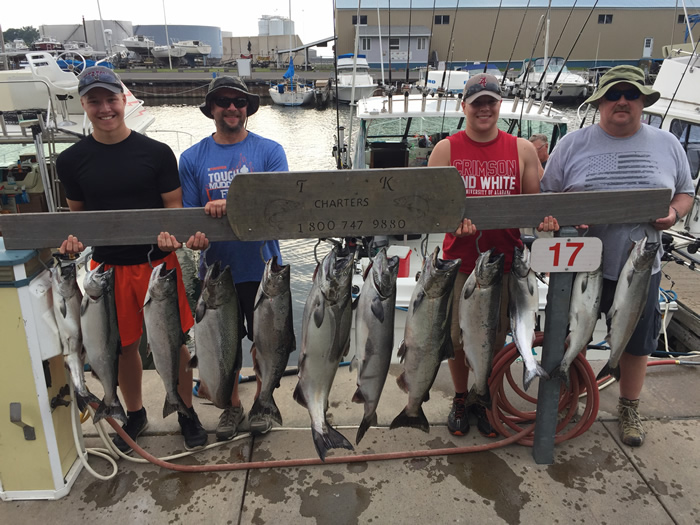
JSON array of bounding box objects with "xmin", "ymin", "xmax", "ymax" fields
[
  {"xmin": 332, "ymin": 0, "xmax": 345, "ymax": 169},
  {"xmin": 405, "ymin": 0, "xmax": 413, "ymax": 85},
  {"xmin": 543, "ymin": 0, "xmax": 599, "ymax": 103},
  {"xmin": 483, "ymin": 0, "xmax": 504, "ymax": 73},
  {"xmin": 439, "ymin": 0, "xmax": 462, "ymax": 92},
  {"xmin": 501, "ymin": 0, "xmax": 532, "ymax": 89},
  {"xmin": 388, "ymin": 0, "xmax": 392, "ymax": 87},
  {"xmin": 533, "ymin": 0, "xmax": 578, "ymax": 96},
  {"xmin": 516, "ymin": 14, "xmax": 547, "ymax": 133}
]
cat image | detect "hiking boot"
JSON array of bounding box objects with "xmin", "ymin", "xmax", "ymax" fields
[
  {"xmin": 470, "ymin": 403, "xmax": 498, "ymax": 438},
  {"xmin": 113, "ymin": 407, "xmax": 148, "ymax": 454},
  {"xmin": 178, "ymin": 406, "xmax": 208, "ymax": 451},
  {"xmin": 618, "ymin": 397, "xmax": 645, "ymax": 447},
  {"xmin": 248, "ymin": 413, "xmax": 273, "ymax": 435},
  {"xmin": 447, "ymin": 394, "xmax": 469, "ymax": 436},
  {"xmin": 216, "ymin": 405, "xmax": 245, "ymax": 441}
]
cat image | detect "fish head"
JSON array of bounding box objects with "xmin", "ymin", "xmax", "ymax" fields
[
  {"xmin": 422, "ymin": 246, "xmax": 461, "ymax": 297},
  {"xmin": 52, "ymin": 261, "xmax": 80, "ymax": 298},
  {"xmin": 371, "ymin": 248, "xmax": 400, "ymax": 298},
  {"xmin": 147, "ymin": 262, "xmax": 177, "ymax": 301},
  {"xmin": 82, "ymin": 262, "xmax": 113, "ymax": 299},
  {"xmin": 474, "ymin": 249, "xmax": 505, "ymax": 287},
  {"xmin": 319, "ymin": 245, "xmax": 354, "ymax": 304},
  {"xmin": 261, "ymin": 255, "xmax": 291, "ymax": 296},
  {"xmin": 510, "ymin": 245, "xmax": 531, "ymax": 278},
  {"xmin": 202, "ymin": 260, "xmax": 235, "ymax": 306},
  {"xmin": 631, "ymin": 236, "xmax": 659, "ymax": 271}
]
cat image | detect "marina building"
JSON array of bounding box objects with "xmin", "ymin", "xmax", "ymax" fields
[{"xmin": 334, "ymin": 0, "xmax": 700, "ymax": 69}]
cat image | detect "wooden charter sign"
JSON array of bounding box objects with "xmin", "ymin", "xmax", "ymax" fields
[
  {"xmin": 0, "ymin": 165, "xmax": 673, "ymax": 250},
  {"xmin": 226, "ymin": 167, "xmax": 465, "ymax": 241}
]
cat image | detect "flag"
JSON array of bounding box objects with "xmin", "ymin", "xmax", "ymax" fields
[{"xmin": 283, "ymin": 58, "xmax": 295, "ymax": 80}]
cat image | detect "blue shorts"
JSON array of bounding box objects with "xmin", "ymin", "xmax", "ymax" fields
[{"xmin": 599, "ymin": 272, "xmax": 662, "ymax": 357}]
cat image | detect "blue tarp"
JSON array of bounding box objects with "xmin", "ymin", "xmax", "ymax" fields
[{"xmin": 283, "ymin": 58, "xmax": 295, "ymax": 80}]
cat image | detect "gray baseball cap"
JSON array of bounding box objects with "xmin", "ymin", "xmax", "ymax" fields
[
  {"xmin": 462, "ymin": 73, "xmax": 502, "ymax": 104},
  {"xmin": 200, "ymin": 76, "xmax": 260, "ymax": 118},
  {"xmin": 78, "ymin": 66, "xmax": 124, "ymax": 97}
]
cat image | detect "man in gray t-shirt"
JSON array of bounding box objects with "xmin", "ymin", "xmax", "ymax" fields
[{"xmin": 541, "ymin": 65, "xmax": 694, "ymax": 448}]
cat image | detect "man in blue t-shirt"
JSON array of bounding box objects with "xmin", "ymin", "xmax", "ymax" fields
[{"xmin": 177, "ymin": 76, "xmax": 288, "ymax": 440}]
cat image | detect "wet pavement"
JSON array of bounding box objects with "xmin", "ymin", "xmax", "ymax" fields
[{"xmin": 1, "ymin": 350, "xmax": 699, "ymax": 524}]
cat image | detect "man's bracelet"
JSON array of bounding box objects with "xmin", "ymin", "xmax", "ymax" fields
[{"xmin": 671, "ymin": 206, "xmax": 682, "ymax": 225}]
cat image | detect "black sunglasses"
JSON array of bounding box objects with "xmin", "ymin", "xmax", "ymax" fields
[
  {"xmin": 604, "ymin": 88, "xmax": 641, "ymax": 102},
  {"xmin": 213, "ymin": 97, "xmax": 249, "ymax": 109}
]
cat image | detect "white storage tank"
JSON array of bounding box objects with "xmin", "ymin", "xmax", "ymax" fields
[
  {"xmin": 269, "ymin": 17, "xmax": 284, "ymax": 36},
  {"xmin": 258, "ymin": 16, "xmax": 270, "ymax": 36},
  {"xmin": 283, "ymin": 19, "xmax": 295, "ymax": 36}
]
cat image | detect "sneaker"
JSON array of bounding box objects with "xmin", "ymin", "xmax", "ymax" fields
[
  {"xmin": 447, "ymin": 394, "xmax": 469, "ymax": 436},
  {"xmin": 248, "ymin": 413, "xmax": 273, "ymax": 435},
  {"xmin": 618, "ymin": 397, "xmax": 645, "ymax": 447},
  {"xmin": 216, "ymin": 405, "xmax": 245, "ymax": 441},
  {"xmin": 113, "ymin": 407, "xmax": 149, "ymax": 454},
  {"xmin": 470, "ymin": 403, "xmax": 498, "ymax": 438},
  {"xmin": 178, "ymin": 406, "xmax": 208, "ymax": 450}
]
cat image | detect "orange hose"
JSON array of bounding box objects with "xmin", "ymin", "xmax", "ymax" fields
[
  {"xmin": 91, "ymin": 333, "xmax": 600, "ymax": 471},
  {"xmin": 487, "ymin": 333, "xmax": 600, "ymax": 447}
]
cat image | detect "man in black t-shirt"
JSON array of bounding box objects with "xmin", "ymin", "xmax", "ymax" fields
[{"xmin": 57, "ymin": 66, "xmax": 209, "ymax": 453}]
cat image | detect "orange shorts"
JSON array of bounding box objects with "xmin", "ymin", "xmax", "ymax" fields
[{"xmin": 89, "ymin": 252, "xmax": 195, "ymax": 347}]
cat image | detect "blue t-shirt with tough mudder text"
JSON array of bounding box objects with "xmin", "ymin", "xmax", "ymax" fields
[{"xmin": 179, "ymin": 131, "xmax": 287, "ymax": 283}]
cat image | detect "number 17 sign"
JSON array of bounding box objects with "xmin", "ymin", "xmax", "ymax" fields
[{"xmin": 530, "ymin": 237, "xmax": 603, "ymax": 273}]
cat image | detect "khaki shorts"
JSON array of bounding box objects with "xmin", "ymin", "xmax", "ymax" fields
[{"xmin": 451, "ymin": 270, "xmax": 511, "ymax": 355}]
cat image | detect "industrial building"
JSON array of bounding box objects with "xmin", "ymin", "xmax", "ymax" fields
[{"xmin": 334, "ymin": 0, "xmax": 700, "ymax": 69}]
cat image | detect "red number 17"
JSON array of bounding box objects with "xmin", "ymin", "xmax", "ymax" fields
[{"xmin": 548, "ymin": 242, "xmax": 584, "ymax": 267}]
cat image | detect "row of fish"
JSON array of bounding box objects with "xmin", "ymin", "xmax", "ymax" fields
[{"xmin": 50, "ymin": 234, "xmax": 657, "ymax": 462}]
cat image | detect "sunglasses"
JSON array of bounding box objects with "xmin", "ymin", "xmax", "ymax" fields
[
  {"xmin": 78, "ymin": 70, "xmax": 121, "ymax": 88},
  {"xmin": 469, "ymin": 97, "xmax": 499, "ymax": 108},
  {"xmin": 604, "ymin": 88, "xmax": 641, "ymax": 102},
  {"xmin": 213, "ymin": 97, "xmax": 249, "ymax": 109}
]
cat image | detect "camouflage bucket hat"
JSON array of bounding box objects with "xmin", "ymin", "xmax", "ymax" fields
[{"xmin": 584, "ymin": 65, "xmax": 660, "ymax": 107}]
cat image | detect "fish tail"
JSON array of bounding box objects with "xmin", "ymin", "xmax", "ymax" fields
[
  {"xmin": 311, "ymin": 423, "xmax": 354, "ymax": 462},
  {"xmin": 389, "ymin": 406, "xmax": 430, "ymax": 433},
  {"xmin": 596, "ymin": 362, "xmax": 620, "ymax": 382},
  {"xmin": 76, "ymin": 391, "xmax": 101, "ymax": 412},
  {"xmin": 523, "ymin": 363, "xmax": 549, "ymax": 392},
  {"xmin": 163, "ymin": 394, "xmax": 190, "ymax": 419},
  {"xmin": 250, "ymin": 395, "xmax": 283, "ymax": 426},
  {"xmin": 356, "ymin": 411, "xmax": 378, "ymax": 445},
  {"xmin": 552, "ymin": 364, "xmax": 571, "ymax": 391},
  {"xmin": 94, "ymin": 398, "xmax": 127, "ymax": 425}
]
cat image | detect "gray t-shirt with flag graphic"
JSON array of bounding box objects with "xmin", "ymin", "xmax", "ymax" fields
[{"xmin": 541, "ymin": 123, "xmax": 694, "ymax": 279}]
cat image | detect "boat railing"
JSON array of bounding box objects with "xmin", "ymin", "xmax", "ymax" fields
[{"xmin": 146, "ymin": 129, "xmax": 195, "ymax": 153}]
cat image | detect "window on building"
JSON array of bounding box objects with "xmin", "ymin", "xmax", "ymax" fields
[
  {"xmin": 598, "ymin": 14, "xmax": 613, "ymax": 24},
  {"xmin": 417, "ymin": 37, "xmax": 426, "ymax": 50},
  {"xmin": 389, "ymin": 38, "xmax": 400, "ymax": 50},
  {"xmin": 678, "ymin": 15, "xmax": 686, "ymax": 24},
  {"xmin": 361, "ymin": 38, "xmax": 371, "ymax": 51},
  {"xmin": 435, "ymin": 15, "xmax": 450, "ymax": 25},
  {"xmin": 352, "ymin": 15, "xmax": 368, "ymax": 25}
]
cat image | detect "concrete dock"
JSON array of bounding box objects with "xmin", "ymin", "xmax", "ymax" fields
[{"xmin": 1, "ymin": 263, "xmax": 698, "ymax": 524}]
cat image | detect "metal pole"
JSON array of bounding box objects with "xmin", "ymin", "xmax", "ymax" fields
[
  {"xmin": 163, "ymin": 0, "xmax": 172, "ymax": 70},
  {"xmin": 532, "ymin": 225, "xmax": 577, "ymax": 464}
]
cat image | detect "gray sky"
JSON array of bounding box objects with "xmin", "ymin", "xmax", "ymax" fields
[{"xmin": 1, "ymin": 0, "xmax": 336, "ymax": 45}]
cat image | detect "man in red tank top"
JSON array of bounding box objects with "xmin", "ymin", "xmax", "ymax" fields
[{"xmin": 428, "ymin": 73, "xmax": 556, "ymax": 437}]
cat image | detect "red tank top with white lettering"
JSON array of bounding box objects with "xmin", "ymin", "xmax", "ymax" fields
[{"xmin": 442, "ymin": 129, "xmax": 523, "ymax": 274}]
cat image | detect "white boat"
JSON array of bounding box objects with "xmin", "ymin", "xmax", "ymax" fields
[
  {"xmin": 514, "ymin": 57, "xmax": 590, "ymax": 101},
  {"xmin": 417, "ymin": 68, "xmax": 470, "ymax": 94},
  {"xmin": 269, "ymin": 58, "xmax": 314, "ymax": 106},
  {"xmin": 642, "ymin": 46, "xmax": 700, "ymax": 240},
  {"xmin": 64, "ymin": 41, "xmax": 94, "ymax": 58},
  {"xmin": 173, "ymin": 40, "xmax": 211, "ymax": 58},
  {"xmin": 342, "ymin": 90, "xmax": 573, "ymax": 360},
  {"xmin": 122, "ymin": 35, "xmax": 155, "ymax": 54},
  {"xmin": 152, "ymin": 45, "xmax": 187, "ymax": 59},
  {"xmin": 0, "ymin": 52, "xmax": 154, "ymax": 212},
  {"xmin": 335, "ymin": 53, "xmax": 377, "ymax": 102}
]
